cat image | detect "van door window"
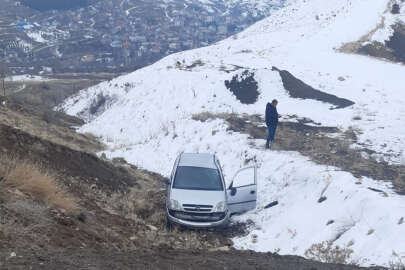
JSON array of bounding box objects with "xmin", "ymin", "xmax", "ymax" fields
[
  {"xmin": 232, "ymin": 167, "xmax": 256, "ymax": 188},
  {"xmin": 227, "ymin": 166, "xmax": 257, "ymax": 214}
]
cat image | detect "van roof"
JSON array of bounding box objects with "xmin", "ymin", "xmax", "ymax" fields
[{"xmin": 178, "ymin": 153, "xmax": 217, "ymax": 169}]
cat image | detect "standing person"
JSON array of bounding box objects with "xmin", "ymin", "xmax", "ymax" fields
[{"xmin": 265, "ymin": 99, "xmax": 279, "ymax": 149}]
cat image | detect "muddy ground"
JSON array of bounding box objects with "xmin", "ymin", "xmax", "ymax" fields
[
  {"xmin": 0, "ymin": 249, "xmax": 383, "ymax": 270},
  {"xmin": 193, "ymin": 113, "xmax": 405, "ymax": 193}
]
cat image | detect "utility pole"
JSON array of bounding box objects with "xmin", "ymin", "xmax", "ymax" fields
[{"xmin": 0, "ymin": 62, "xmax": 8, "ymax": 97}]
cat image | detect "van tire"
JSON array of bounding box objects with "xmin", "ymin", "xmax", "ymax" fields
[{"xmin": 165, "ymin": 215, "xmax": 173, "ymax": 231}]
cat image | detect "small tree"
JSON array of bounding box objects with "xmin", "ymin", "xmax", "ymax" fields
[{"xmin": 0, "ymin": 62, "xmax": 8, "ymax": 96}]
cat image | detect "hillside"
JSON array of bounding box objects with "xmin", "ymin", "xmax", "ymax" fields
[
  {"xmin": 60, "ymin": 0, "xmax": 405, "ymax": 267},
  {"xmin": 0, "ymin": 95, "xmax": 381, "ymax": 269}
]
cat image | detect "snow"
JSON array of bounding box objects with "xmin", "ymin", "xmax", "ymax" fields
[
  {"xmin": 55, "ymin": 47, "xmax": 63, "ymax": 58},
  {"xmin": 232, "ymin": 150, "xmax": 405, "ymax": 266},
  {"xmin": 370, "ymin": 1, "xmax": 405, "ymax": 43},
  {"xmin": 60, "ymin": 0, "xmax": 405, "ymax": 266},
  {"xmin": 26, "ymin": 31, "xmax": 47, "ymax": 43},
  {"xmin": 5, "ymin": 75, "xmax": 51, "ymax": 82},
  {"xmin": 15, "ymin": 38, "xmax": 33, "ymax": 51},
  {"xmin": 223, "ymin": 0, "xmax": 285, "ymax": 12}
]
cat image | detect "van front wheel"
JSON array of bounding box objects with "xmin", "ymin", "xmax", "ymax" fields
[{"xmin": 165, "ymin": 215, "xmax": 173, "ymax": 231}]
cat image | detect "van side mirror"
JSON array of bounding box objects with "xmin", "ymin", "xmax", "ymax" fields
[
  {"xmin": 230, "ymin": 187, "xmax": 237, "ymax": 196},
  {"xmin": 164, "ymin": 178, "xmax": 171, "ymax": 185},
  {"xmin": 228, "ymin": 181, "xmax": 233, "ymax": 189}
]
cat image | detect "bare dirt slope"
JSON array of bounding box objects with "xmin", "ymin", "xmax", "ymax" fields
[{"xmin": 0, "ymin": 249, "xmax": 382, "ymax": 270}]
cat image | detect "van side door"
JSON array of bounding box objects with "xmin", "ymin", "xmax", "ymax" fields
[{"xmin": 227, "ymin": 166, "xmax": 257, "ymax": 214}]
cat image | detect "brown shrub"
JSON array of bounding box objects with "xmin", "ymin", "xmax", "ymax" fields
[
  {"xmin": 389, "ymin": 260, "xmax": 405, "ymax": 270},
  {"xmin": 304, "ymin": 241, "xmax": 355, "ymax": 264},
  {"xmin": 1, "ymin": 159, "xmax": 77, "ymax": 211}
]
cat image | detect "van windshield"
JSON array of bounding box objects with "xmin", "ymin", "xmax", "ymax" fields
[{"xmin": 173, "ymin": 166, "xmax": 223, "ymax": 191}]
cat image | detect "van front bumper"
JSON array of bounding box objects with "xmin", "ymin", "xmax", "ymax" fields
[{"xmin": 167, "ymin": 209, "xmax": 230, "ymax": 228}]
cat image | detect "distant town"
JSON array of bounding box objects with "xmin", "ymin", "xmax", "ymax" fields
[{"xmin": 0, "ymin": 0, "xmax": 283, "ymax": 74}]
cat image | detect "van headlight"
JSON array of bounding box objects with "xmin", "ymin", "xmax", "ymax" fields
[
  {"xmin": 213, "ymin": 201, "xmax": 226, "ymax": 212},
  {"xmin": 168, "ymin": 199, "xmax": 182, "ymax": 211}
]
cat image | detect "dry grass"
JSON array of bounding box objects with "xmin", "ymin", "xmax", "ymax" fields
[
  {"xmin": 389, "ymin": 260, "xmax": 405, "ymax": 270},
  {"xmin": 393, "ymin": 168, "xmax": 405, "ymax": 192},
  {"xmin": 1, "ymin": 158, "xmax": 77, "ymax": 211},
  {"xmin": 0, "ymin": 200, "xmax": 52, "ymax": 239},
  {"xmin": 389, "ymin": 251, "xmax": 405, "ymax": 270},
  {"xmin": 304, "ymin": 241, "xmax": 355, "ymax": 265},
  {"xmin": 102, "ymin": 186, "xmax": 166, "ymax": 229},
  {"xmin": 192, "ymin": 112, "xmax": 231, "ymax": 122}
]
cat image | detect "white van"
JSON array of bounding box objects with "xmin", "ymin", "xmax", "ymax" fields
[{"xmin": 166, "ymin": 153, "xmax": 257, "ymax": 228}]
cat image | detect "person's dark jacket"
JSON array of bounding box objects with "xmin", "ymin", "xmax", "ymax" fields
[{"xmin": 265, "ymin": 102, "xmax": 278, "ymax": 127}]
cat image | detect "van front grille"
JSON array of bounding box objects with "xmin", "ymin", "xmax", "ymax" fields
[
  {"xmin": 182, "ymin": 204, "xmax": 213, "ymax": 212},
  {"xmin": 169, "ymin": 210, "xmax": 225, "ymax": 222}
]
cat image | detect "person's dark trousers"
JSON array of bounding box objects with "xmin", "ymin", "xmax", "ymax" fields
[{"xmin": 265, "ymin": 124, "xmax": 277, "ymax": 149}]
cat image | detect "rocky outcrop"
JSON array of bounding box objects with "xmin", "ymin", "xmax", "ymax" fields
[{"xmin": 225, "ymin": 70, "xmax": 259, "ymax": 104}]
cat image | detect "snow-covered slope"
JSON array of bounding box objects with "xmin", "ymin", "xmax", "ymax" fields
[
  {"xmin": 368, "ymin": 1, "xmax": 405, "ymax": 43},
  {"xmin": 60, "ymin": 0, "xmax": 405, "ymax": 266}
]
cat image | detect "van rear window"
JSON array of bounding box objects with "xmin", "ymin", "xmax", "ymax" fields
[{"xmin": 173, "ymin": 166, "xmax": 223, "ymax": 191}]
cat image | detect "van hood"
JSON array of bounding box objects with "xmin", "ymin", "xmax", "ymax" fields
[{"xmin": 170, "ymin": 188, "xmax": 226, "ymax": 207}]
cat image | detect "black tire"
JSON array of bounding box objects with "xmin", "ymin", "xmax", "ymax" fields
[
  {"xmin": 165, "ymin": 215, "xmax": 173, "ymax": 231},
  {"xmin": 216, "ymin": 220, "xmax": 230, "ymax": 231}
]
